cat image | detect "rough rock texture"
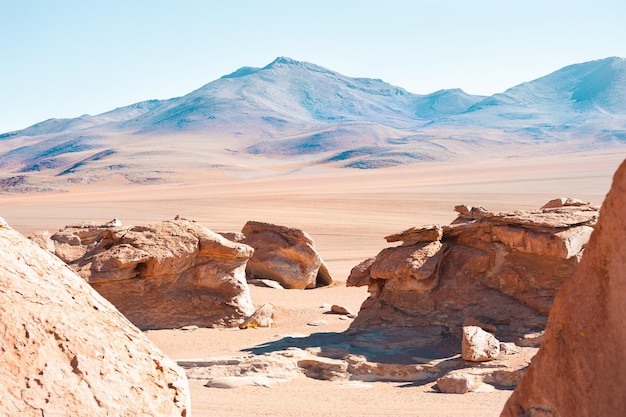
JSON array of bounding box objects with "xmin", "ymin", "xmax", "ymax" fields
[
  {"xmin": 462, "ymin": 326, "xmax": 500, "ymax": 362},
  {"xmin": 0, "ymin": 217, "xmax": 190, "ymax": 417},
  {"xmin": 348, "ymin": 201, "xmax": 598, "ymax": 340},
  {"xmin": 32, "ymin": 218, "xmax": 255, "ymax": 329},
  {"xmin": 436, "ymin": 371, "xmax": 483, "ymax": 394},
  {"xmin": 241, "ymin": 221, "xmax": 334, "ymax": 289},
  {"xmin": 240, "ymin": 303, "xmax": 274, "ymax": 329},
  {"xmin": 501, "ymin": 161, "xmax": 626, "ymax": 417}
]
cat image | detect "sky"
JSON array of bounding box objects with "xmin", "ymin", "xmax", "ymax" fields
[{"xmin": 1, "ymin": 0, "xmax": 626, "ymax": 133}]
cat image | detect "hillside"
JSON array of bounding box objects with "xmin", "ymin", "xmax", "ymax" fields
[{"xmin": 1, "ymin": 57, "xmax": 625, "ymax": 192}]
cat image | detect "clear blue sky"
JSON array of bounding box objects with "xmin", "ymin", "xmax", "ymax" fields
[{"xmin": 1, "ymin": 0, "xmax": 625, "ymax": 133}]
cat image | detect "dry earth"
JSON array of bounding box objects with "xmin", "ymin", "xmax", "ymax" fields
[{"xmin": 2, "ymin": 150, "xmax": 624, "ymax": 416}]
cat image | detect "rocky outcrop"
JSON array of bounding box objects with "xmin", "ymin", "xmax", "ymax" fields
[
  {"xmin": 32, "ymin": 218, "xmax": 255, "ymax": 329},
  {"xmin": 501, "ymin": 162, "xmax": 626, "ymax": 417},
  {"xmin": 348, "ymin": 200, "xmax": 598, "ymax": 339},
  {"xmin": 241, "ymin": 221, "xmax": 334, "ymax": 289},
  {"xmin": 0, "ymin": 217, "xmax": 190, "ymax": 417}
]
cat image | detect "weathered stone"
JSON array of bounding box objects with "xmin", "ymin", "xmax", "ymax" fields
[
  {"xmin": 541, "ymin": 197, "xmax": 588, "ymax": 209},
  {"xmin": 0, "ymin": 217, "xmax": 190, "ymax": 417},
  {"xmin": 463, "ymin": 317, "xmax": 498, "ymax": 334},
  {"xmin": 462, "ymin": 326, "xmax": 501, "ymax": 362},
  {"xmin": 436, "ymin": 371, "xmax": 483, "ymax": 394},
  {"xmin": 331, "ymin": 304, "xmax": 356, "ymax": 318},
  {"xmin": 346, "ymin": 257, "xmax": 375, "ymax": 287},
  {"xmin": 34, "ymin": 218, "xmax": 255, "ymax": 329},
  {"xmin": 385, "ymin": 225, "xmax": 443, "ymax": 246},
  {"xmin": 501, "ymin": 160, "xmax": 626, "ymax": 417},
  {"xmin": 248, "ymin": 278, "xmax": 285, "ymax": 289},
  {"xmin": 349, "ymin": 200, "xmax": 598, "ymax": 339},
  {"xmin": 499, "ymin": 342, "xmax": 520, "ymax": 355},
  {"xmin": 242, "ymin": 221, "xmax": 333, "ymax": 289},
  {"xmin": 240, "ymin": 303, "xmax": 274, "ymax": 329}
]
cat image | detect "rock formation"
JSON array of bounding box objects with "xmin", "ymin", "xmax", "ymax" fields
[
  {"xmin": 501, "ymin": 161, "xmax": 626, "ymax": 417},
  {"xmin": 32, "ymin": 218, "xmax": 255, "ymax": 329},
  {"xmin": 241, "ymin": 220, "xmax": 334, "ymax": 289},
  {"xmin": 0, "ymin": 216, "xmax": 190, "ymax": 416},
  {"xmin": 348, "ymin": 201, "xmax": 598, "ymax": 340}
]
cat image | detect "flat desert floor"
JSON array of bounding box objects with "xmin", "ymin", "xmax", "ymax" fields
[{"xmin": 2, "ymin": 151, "xmax": 624, "ymax": 416}]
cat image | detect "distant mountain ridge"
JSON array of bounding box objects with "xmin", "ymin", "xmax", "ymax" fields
[{"xmin": 1, "ymin": 56, "xmax": 625, "ymax": 191}]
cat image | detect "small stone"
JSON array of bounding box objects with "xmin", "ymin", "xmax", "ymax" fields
[
  {"xmin": 307, "ymin": 320, "xmax": 328, "ymax": 327},
  {"xmin": 463, "ymin": 317, "xmax": 497, "ymax": 334},
  {"xmin": 331, "ymin": 304, "xmax": 356, "ymax": 318},
  {"xmin": 436, "ymin": 371, "xmax": 482, "ymax": 394},
  {"xmin": 240, "ymin": 303, "xmax": 274, "ymax": 329},
  {"xmin": 462, "ymin": 326, "xmax": 500, "ymax": 362},
  {"xmin": 499, "ymin": 342, "xmax": 519, "ymax": 355}
]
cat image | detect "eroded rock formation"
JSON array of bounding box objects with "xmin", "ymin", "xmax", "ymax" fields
[
  {"xmin": 348, "ymin": 201, "xmax": 599, "ymax": 340},
  {"xmin": 32, "ymin": 218, "xmax": 255, "ymax": 329},
  {"xmin": 501, "ymin": 161, "xmax": 626, "ymax": 417},
  {"xmin": 241, "ymin": 220, "xmax": 334, "ymax": 289},
  {"xmin": 0, "ymin": 216, "xmax": 190, "ymax": 416}
]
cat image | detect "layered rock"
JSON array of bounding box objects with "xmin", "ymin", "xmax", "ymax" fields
[
  {"xmin": 348, "ymin": 201, "xmax": 598, "ymax": 339},
  {"xmin": 33, "ymin": 218, "xmax": 255, "ymax": 329},
  {"xmin": 501, "ymin": 161, "xmax": 626, "ymax": 417},
  {"xmin": 241, "ymin": 221, "xmax": 334, "ymax": 289},
  {"xmin": 0, "ymin": 216, "xmax": 190, "ymax": 416}
]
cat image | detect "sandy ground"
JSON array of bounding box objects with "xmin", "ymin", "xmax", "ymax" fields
[{"xmin": 2, "ymin": 150, "xmax": 624, "ymax": 416}]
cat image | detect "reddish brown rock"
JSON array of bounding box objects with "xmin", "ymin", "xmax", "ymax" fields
[
  {"xmin": 501, "ymin": 161, "xmax": 626, "ymax": 417},
  {"xmin": 241, "ymin": 221, "xmax": 333, "ymax": 289},
  {"xmin": 349, "ymin": 199, "xmax": 598, "ymax": 339},
  {"xmin": 0, "ymin": 217, "xmax": 190, "ymax": 417},
  {"xmin": 33, "ymin": 218, "xmax": 255, "ymax": 329},
  {"xmin": 463, "ymin": 317, "xmax": 498, "ymax": 334}
]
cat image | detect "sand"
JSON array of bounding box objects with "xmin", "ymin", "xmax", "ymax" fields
[{"xmin": 2, "ymin": 150, "xmax": 624, "ymax": 416}]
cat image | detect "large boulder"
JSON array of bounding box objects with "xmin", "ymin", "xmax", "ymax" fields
[
  {"xmin": 0, "ymin": 217, "xmax": 190, "ymax": 416},
  {"xmin": 348, "ymin": 200, "xmax": 598, "ymax": 339},
  {"xmin": 241, "ymin": 221, "xmax": 334, "ymax": 289},
  {"xmin": 33, "ymin": 218, "xmax": 255, "ymax": 329},
  {"xmin": 501, "ymin": 161, "xmax": 626, "ymax": 417}
]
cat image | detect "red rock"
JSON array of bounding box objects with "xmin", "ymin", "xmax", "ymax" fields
[
  {"xmin": 242, "ymin": 221, "xmax": 333, "ymax": 289},
  {"xmin": 349, "ymin": 199, "xmax": 598, "ymax": 339},
  {"xmin": 463, "ymin": 317, "xmax": 498, "ymax": 334},
  {"xmin": 501, "ymin": 160, "xmax": 626, "ymax": 417},
  {"xmin": 0, "ymin": 217, "xmax": 190, "ymax": 416},
  {"xmin": 33, "ymin": 218, "xmax": 255, "ymax": 329},
  {"xmin": 384, "ymin": 225, "xmax": 443, "ymax": 246}
]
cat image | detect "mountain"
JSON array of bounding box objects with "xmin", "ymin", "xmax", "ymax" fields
[{"xmin": 1, "ymin": 57, "xmax": 625, "ymax": 192}]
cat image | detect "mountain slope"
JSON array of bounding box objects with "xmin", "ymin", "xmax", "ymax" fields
[{"xmin": 1, "ymin": 57, "xmax": 625, "ymax": 192}]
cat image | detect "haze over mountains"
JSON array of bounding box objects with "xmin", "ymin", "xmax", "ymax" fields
[{"xmin": 1, "ymin": 56, "xmax": 625, "ymax": 191}]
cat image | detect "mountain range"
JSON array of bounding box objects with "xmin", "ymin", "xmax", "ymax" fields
[{"xmin": 1, "ymin": 56, "xmax": 625, "ymax": 191}]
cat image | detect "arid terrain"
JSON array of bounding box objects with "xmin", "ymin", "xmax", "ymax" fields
[{"xmin": 1, "ymin": 150, "xmax": 622, "ymax": 416}]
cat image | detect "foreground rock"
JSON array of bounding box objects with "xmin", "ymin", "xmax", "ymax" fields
[
  {"xmin": 501, "ymin": 161, "xmax": 626, "ymax": 416},
  {"xmin": 241, "ymin": 221, "xmax": 334, "ymax": 289},
  {"xmin": 32, "ymin": 218, "xmax": 255, "ymax": 329},
  {"xmin": 348, "ymin": 200, "xmax": 598, "ymax": 340},
  {"xmin": 0, "ymin": 217, "xmax": 190, "ymax": 416}
]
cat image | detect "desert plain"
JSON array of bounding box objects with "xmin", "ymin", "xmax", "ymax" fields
[{"xmin": 2, "ymin": 149, "xmax": 624, "ymax": 416}]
